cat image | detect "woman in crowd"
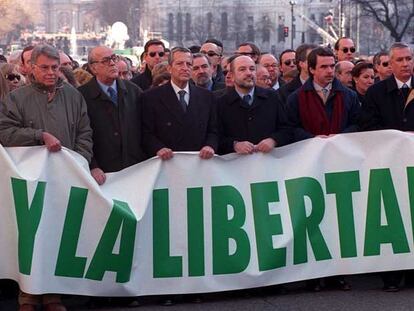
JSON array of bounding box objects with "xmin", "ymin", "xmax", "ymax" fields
[
  {"xmin": 0, "ymin": 63, "xmax": 24, "ymax": 94},
  {"xmin": 351, "ymin": 62, "xmax": 375, "ymax": 106}
]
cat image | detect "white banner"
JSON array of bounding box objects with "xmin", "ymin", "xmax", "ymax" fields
[{"xmin": 1, "ymin": 130, "xmax": 414, "ymax": 296}]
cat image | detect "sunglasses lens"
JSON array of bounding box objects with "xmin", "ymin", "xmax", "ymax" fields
[
  {"xmin": 149, "ymin": 52, "xmax": 165, "ymax": 57},
  {"xmin": 382, "ymin": 62, "xmax": 389, "ymax": 67},
  {"xmin": 350, "ymin": 47, "xmax": 356, "ymax": 53},
  {"xmin": 6, "ymin": 74, "xmax": 20, "ymax": 81}
]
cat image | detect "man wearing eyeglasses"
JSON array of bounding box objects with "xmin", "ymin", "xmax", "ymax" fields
[
  {"xmin": 0, "ymin": 44, "xmax": 92, "ymax": 311},
  {"xmin": 78, "ymin": 46, "xmax": 146, "ymax": 186},
  {"xmin": 373, "ymin": 51, "xmax": 393, "ymax": 82},
  {"xmin": 259, "ymin": 53, "xmax": 282, "ymax": 90},
  {"xmin": 131, "ymin": 39, "xmax": 165, "ymax": 91},
  {"xmin": 334, "ymin": 37, "xmax": 356, "ymax": 62}
]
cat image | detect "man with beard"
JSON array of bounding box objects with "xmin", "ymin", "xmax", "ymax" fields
[
  {"xmin": 286, "ymin": 47, "xmax": 360, "ymax": 142},
  {"xmin": 142, "ymin": 47, "xmax": 218, "ymax": 161},
  {"xmin": 191, "ymin": 53, "xmax": 225, "ymax": 91},
  {"xmin": 216, "ymin": 55, "xmax": 291, "ymax": 155}
]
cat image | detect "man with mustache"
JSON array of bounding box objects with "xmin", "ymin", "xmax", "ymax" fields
[
  {"xmin": 191, "ymin": 53, "xmax": 225, "ymax": 91},
  {"xmin": 216, "ymin": 55, "xmax": 291, "ymax": 155}
]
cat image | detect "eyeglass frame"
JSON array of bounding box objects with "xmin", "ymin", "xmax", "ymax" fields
[
  {"xmin": 90, "ymin": 54, "xmax": 120, "ymax": 65},
  {"xmin": 341, "ymin": 47, "xmax": 356, "ymax": 53},
  {"xmin": 5, "ymin": 73, "xmax": 21, "ymax": 81}
]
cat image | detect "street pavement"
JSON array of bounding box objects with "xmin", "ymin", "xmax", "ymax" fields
[{"xmin": 3, "ymin": 274, "xmax": 414, "ymax": 310}]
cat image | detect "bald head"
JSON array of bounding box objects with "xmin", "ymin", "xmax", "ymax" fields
[
  {"xmin": 259, "ymin": 54, "xmax": 279, "ymax": 86},
  {"xmin": 88, "ymin": 46, "xmax": 119, "ymax": 85},
  {"xmin": 59, "ymin": 52, "xmax": 72, "ymax": 69},
  {"xmin": 335, "ymin": 60, "xmax": 354, "ymax": 87},
  {"xmin": 200, "ymin": 42, "xmax": 221, "ymax": 68}
]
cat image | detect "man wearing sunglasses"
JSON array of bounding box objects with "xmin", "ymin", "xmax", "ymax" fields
[
  {"xmin": 200, "ymin": 42, "xmax": 224, "ymax": 84},
  {"xmin": 131, "ymin": 39, "xmax": 165, "ymax": 91},
  {"xmin": 373, "ymin": 51, "xmax": 392, "ymax": 82},
  {"xmin": 277, "ymin": 44, "xmax": 317, "ymax": 106},
  {"xmin": 334, "ymin": 37, "xmax": 356, "ymax": 62},
  {"xmin": 79, "ymin": 46, "xmax": 146, "ymax": 186},
  {"xmin": 279, "ymin": 49, "xmax": 297, "ymax": 82}
]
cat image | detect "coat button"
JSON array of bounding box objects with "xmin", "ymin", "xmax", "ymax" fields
[
  {"xmin": 114, "ymin": 132, "xmax": 119, "ymax": 136},
  {"xmin": 166, "ymin": 122, "xmax": 172, "ymax": 126},
  {"xmin": 403, "ymin": 118, "xmax": 407, "ymax": 122},
  {"xmin": 248, "ymin": 116, "xmax": 253, "ymax": 121}
]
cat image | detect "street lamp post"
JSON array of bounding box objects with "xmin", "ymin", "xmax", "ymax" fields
[{"xmin": 289, "ymin": 1, "xmax": 296, "ymax": 49}]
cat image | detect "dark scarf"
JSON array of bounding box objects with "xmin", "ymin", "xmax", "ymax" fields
[{"xmin": 298, "ymin": 86, "xmax": 344, "ymax": 135}]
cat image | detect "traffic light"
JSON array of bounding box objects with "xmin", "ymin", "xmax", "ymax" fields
[{"xmin": 283, "ymin": 26, "xmax": 289, "ymax": 37}]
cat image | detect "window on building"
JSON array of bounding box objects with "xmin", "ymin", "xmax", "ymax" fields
[
  {"xmin": 168, "ymin": 13, "xmax": 174, "ymax": 40},
  {"xmin": 177, "ymin": 12, "xmax": 183, "ymax": 42},
  {"xmin": 207, "ymin": 12, "xmax": 213, "ymax": 37},
  {"xmin": 221, "ymin": 12, "xmax": 228, "ymax": 40},
  {"xmin": 185, "ymin": 13, "xmax": 191, "ymax": 40}
]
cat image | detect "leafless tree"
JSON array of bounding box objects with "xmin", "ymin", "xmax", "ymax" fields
[
  {"xmin": 351, "ymin": 0, "xmax": 414, "ymax": 42},
  {"xmin": 0, "ymin": 0, "xmax": 41, "ymax": 43}
]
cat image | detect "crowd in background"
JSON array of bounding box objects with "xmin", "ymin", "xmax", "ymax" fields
[{"xmin": 0, "ymin": 35, "xmax": 413, "ymax": 311}]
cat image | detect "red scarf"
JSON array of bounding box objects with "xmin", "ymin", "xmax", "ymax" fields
[{"xmin": 298, "ymin": 86, "xmax": 344, "ymax": 135}]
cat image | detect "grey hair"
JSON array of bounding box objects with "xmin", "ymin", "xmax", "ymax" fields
[
  {"xmin": 192, "ymin": 53, "xmax": 211, "ymax": 66},
  {"xmin": 31, "ymin": 44, "xmax": 60, "ymax": 64},
  {"xmin": 168, "ymin": 47, "xmax": 192, "ymax": 65},
  {"xmin": 389, "ymin": 42, "xmax": 412, "ymax": 59}
]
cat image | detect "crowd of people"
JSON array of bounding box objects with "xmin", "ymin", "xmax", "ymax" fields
[{"xmin": 0, "ymin": 35, "xmax": 413, "ymax": 310}]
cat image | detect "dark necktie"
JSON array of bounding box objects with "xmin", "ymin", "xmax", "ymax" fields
[
  {"xmin": 242, "ymin": 94, "xmax": 252, "ymax": 106},
  {"xmin": 108, "ymin": 87, "xmax": 118, "ymax": 106},
  {"xmin": 401, "ymin": 83, "xmax": 410, "ymax": 102},
  {"xmin": 178, "ymin": 90, "xmax": 187, "ymax": 112}
]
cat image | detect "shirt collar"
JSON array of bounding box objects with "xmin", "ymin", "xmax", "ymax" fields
[
  {"xmin": 272, "ymin": 81, "xmax": 280, "ymax": 90},
  {"xmin": 395, "ymin": 77, "xmax": 412, "ymax": 89},
  {"xmin": 235, "ymin": 87, "xmax": 254, "ymax": 101},
  {"xmin": 313, "ymin": 81, "xmax": 332, "ymax": 92},
  {"xmin": 97, "ymin": 79, "xmax": 117, "ymax": 94},
  {"xmin": 170, "ymin": 80, "xmax": 190, "ymax": 95}
]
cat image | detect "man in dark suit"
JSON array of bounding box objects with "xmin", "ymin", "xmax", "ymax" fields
[
  {"xmin": 216, "ymin": 55, "xmax": 291, "ymax": 155},
  {"xmin": 78, "ymin": 46, "xmax": 146, "ymax": 185},
  {"xmin": 359, "ymin": 42, "xmax": 414, "ymax": 292},
  {"xmin": 360, "ymin": 42, "xmax": 414, "ymax": 132},
  {"xmin": 191, "ymin": 53, "xmax": 225, "ymax": 91},
  {"xmin": 131, "ymin": 39, "xmax": 165, "ymax": 91},
  {"xmin": 142, "ymin": 47, "xmax": 218, "ymax": 160},
  {"xmin": 277, "ymin": 44, "xmax": 316, "ymax": 107}
]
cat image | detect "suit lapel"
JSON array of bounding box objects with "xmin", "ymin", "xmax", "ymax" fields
[{"xmin": 159, "ymin": 83, "xmax": 186, "ymax": 124}]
